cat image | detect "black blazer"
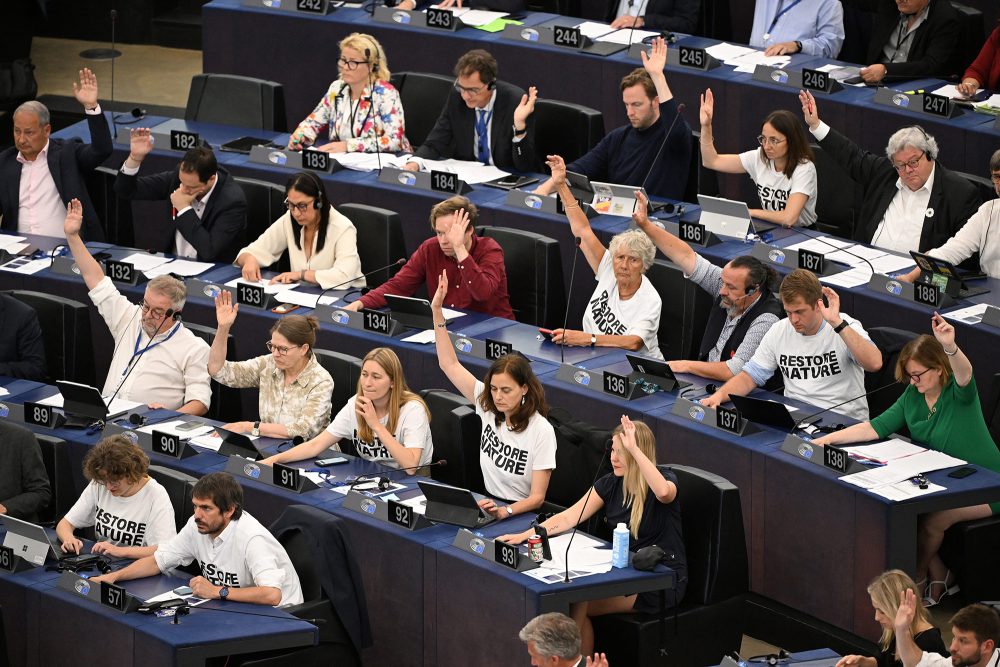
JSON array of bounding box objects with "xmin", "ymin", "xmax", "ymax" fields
[
  {"xmin": 0, "ymin": 293, "xmax": 47, "ymax": 381},
  {"xmin": 603, "ymin": 0, "xmax": 700, "ymax": 33},
  {"xmin": 0, "ymin": 420, "xmax": 51, "ymax": 522},
  {"xmin": 113, "ymin": 166, "xmax": 247, "ymax": 263},
  {"xmin": 818, "ymin": 126, "xmax": 981, "ymax": 252},
  {"xmin": 867, "ymin": 0, "xmax": 959, "ymax": 79},
  {"xmin": 0, "ymin": 111, "xmax": 111, "ymax": 242},
  {"xmin": 415, "ymin": 80, "xmax": 537, "ymax": 173}
]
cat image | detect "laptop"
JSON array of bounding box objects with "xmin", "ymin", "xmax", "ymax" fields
[
  {"xmin": 729, "ymin": 395, "xmax": 808, "ymax": 431},
  {"xmin": 909, "ymin": 250, "xmax": 990, "ymax": 299},
  {"xmin": 215, "ymin": 427, "xmax": 263, "ymax": 460},
  {"xmin": 697, "ymin": 195, "xmax": 777, "ymax": 239},
  {"xmin": 417, "ymin": 481, "xmax": 496, "ymax": 529},
  {"xmin": 590, "ymin": 181, "xmax": 647, "ymax": 217},
  {"xmin": 384, "ymin": 294, "xmax": 435, "ymax": 330},
  {"xmin": 625, "ymin": 353, "xmax": 690, "ymax": 392},
  {"xmin": 53, "ymin": 381, "xmax": 136, "ymax": 426},
  {"xmin": 1, "ymin": 514, "xmax": 62, "ymax": 566}
]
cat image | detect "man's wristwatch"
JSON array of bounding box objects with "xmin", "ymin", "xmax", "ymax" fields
[
  {"xmin": 512, "ymin": 125, "xmax": 527, "ymax": 137},
  {"xmin": 590, "ymin": 334, "xmax": 597, "ymax": 347},
  {"xmin": 794, "ymin": 40, "xmax": 803, "ymax": 53},
  {"xmin": 219, "ymin": 586, "xmax": 229, "ymax": 600},
  {"xmin": 251, "ymin": 421, "xmax": 261, "ymax": 437},
  {"xmin": 505, "ymin": 506, "xmax": 513, "ymax": 517},
  {"xmin": 833, "ymin": 320, "xmax": 849, "ymax": 334}
]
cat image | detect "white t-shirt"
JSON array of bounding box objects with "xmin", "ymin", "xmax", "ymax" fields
[
  {"xmin": 742, "ymin": 315, "xmax": 872, "ymax": 420},
  {"xmin": 473, "ymin": 380, "xmax": 557, "ymax": 502},
  {"xmin": 581, "ymin": 252, "xmax": 663, "ymax": 360},
  {"xmin": 63, "ymin": 478, "xmax": 176, "ymax": 547},
  {"xmin": 326, "ymin": 397, "xmax": 433, "ymax": 469},
  {"xmin": 739, "ymin": 150, "xmax": 817, "ymax": 227},
  {"xmin": 155, "ymin": 512, "xmax": 304, "ymax": 607},
  {"xmin": 927, "ymin": 199, "xmax": 1000, "ymax": 278}
]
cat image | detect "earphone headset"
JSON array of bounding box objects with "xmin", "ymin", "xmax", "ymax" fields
[{"xmin": 296, "ymin": 170, "xmax": 325, "ymax": 209}]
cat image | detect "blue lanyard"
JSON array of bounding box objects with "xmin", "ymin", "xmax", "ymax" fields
[
  {"xmin": 767, "ymin": 0, "xmax": 805, "ymax": 35},
  {"xmin": 124, "ymin": 323, "xmax": 180, "ymax": 376}
]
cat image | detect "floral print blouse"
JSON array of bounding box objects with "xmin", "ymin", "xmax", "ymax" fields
[{"xmin": 290, "ymin": 78, "xmax": 412, "ymax": 153}]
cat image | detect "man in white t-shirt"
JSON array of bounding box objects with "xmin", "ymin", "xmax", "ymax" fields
[
  {"xmin": 92, "ymin": 472, "xmax": 303, "ymax": 607},
  {"xmin": 63, "ymin": 199, "xmax": 211, "ymax": 415},
  {"xmin": 702, "ymin": 268, "xmax": 882, "ymax": 421},
  {"xmin": 894, "ymin": 590, "xmax": 1000, "ymax": 667}
]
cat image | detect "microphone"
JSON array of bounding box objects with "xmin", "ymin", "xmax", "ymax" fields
[
  {"xmin": 349, "ymin": 459, "xmax": 447, "ymax": 491},
  {"xmin": 563, "ymin": 444, "xmax": 610, "ymax": 583},
  {"xmin": 312, "ymin": 257, "xmax": 405, "ymax": 308},
  {"xmin": 103, "ymin": 308, "xmax": 175, "ymax": 419},
  {"xmin": 639, "ymin": 102, "xmax": 686, "ymax": 193},
  {"xmin": 363, "ymin": 48, "xmax": 384, "ymax": 174},
  {"xmin": 792, "ymin": 379, "xmax": 900, "ymax": 432},
  {"xmin": 560, "ymin": 237, "xmax": 583, "ymax": 365}
]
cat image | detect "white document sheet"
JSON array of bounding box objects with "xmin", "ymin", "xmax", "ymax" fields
[
  {"xmin": 945, "ymin": 303, "xmax": 991, "ymax": 325},
  {"xmin": 704, "ymin": 42, "xmax": 757, "ymax": 62},
  {"xmin": 573, "ymin": 21, "xmax": 616, "ymax": 39},
  {"xmin": 843, "ymin": 438, "xmax": 927, "ymax": 464},
  {"xmin": 119, "ymin": 253, "xmax": 174, "ymax": 271},
  {"xmin": 932, "ymin": 84, "xmax": 980, "ymax": 100},
  {"xmin": 271, "ymin": 289, "xmax": 340, "ymax": 309},
  {"xmin": 137, "ymin": 420, "xmax": 215, "ymax": 438},
  {"xmin": 225, "ymin": 278, "xmax": 299, "ymax": 294},
  {"xmin": 452, "ymin": 8, "xmax": 508, "ymax": 26},
  {"xmin": 0, "ymin": 257, "xmax": 49, "ymax": 275},
  {"xmin": 869, "ymin": 480, "xmax": 946, "ymax": 501},
  {"xmin": 840, "ymin": 450, "xmax": 966, "ymax": 489},
  {"xmin": 144, "ymin": 259, "xmax": 215, "ymax": 278},
  {"xmin": 0, "ymin": 235, "xmax": 27, "ymax": 249},
  {"xmin": 37, "ymin": 392, "xmax": 142, "ymax": 417},
  {"xmin": 420, "ymin": 158, "xmax": 510, "ymax": 184},
  {"xmin": 596, "ymin": 28, "xmax": 659, "ymax": 45}
]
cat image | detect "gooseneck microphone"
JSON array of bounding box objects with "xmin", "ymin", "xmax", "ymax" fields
[
  {"xmin": 792, "ymin": 379, "xmax": 900, "ymax": 432},
  {"xmin": 640, "ymin": 102, "xmax": 686, "ymax": 193},
  {"xmin": 560, "ymin": 237, "xmax": 583, "ymax": 365},
  {"xmin": 563, "ymin": 445, "xmax": 610, "ymax": 583},
  {"xmin": 312, "ymin": 257, "xmax": 406, "ymax": 308}
]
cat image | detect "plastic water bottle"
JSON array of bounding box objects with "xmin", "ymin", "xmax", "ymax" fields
[{"xmin": 611, "ymin": 523, "xmax": 630, "ymax": 569}]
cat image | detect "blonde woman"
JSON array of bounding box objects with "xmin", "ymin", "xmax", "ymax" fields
[
  {"xmin": 287, "ymin": 33, "xmax": 410, "ymax": 154},
  {"xmin": 835, "ymin": 570, "xmax": 946, "ymax": 667},
  {"xmin": 499, "ymin": 415, "xmax": 686, "ymax": 656},
  {"xmin": 261, "ymin": 347, "xmax": 432, "ymax": 473}
]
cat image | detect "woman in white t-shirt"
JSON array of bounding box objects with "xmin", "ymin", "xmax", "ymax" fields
[
  {"xmin": 546, "ymin": 155, "xmax": 663, "ymax": 360},
  {"xmin": 431, "ymin": 270, "xmax": 557, "ymax": 519},
  {"xmin": 262, "ymin": 347, "xmax": 433, "ymax": 473},
  {"xmin": 700, "ymin": 89, "xmax": 818, "ymax": 228},
  {"xmin": 56, "ymin": 435, "xmax": 176, "ymax": 559}
]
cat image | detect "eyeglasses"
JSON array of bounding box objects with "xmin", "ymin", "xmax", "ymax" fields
[
  {"xmin": 338, "ymin": 57, "xmax": 369, "ymax": 71},
  {"xmin": 283, "ymin": 198, "xmax": 314, "ymax": 213},
  {"xmin": 907, "ymin": 367, "xmax": 935, "ymax": 383},
  {"xmin": 756, "ymin": 135, "xmax": 786, "ymax": 147},
  {"xmin": 141, "ymin": 300, "xmax": 169, "ymax": 320},
  {"xmin": 634, "ymin": 377, "xmax": 662, "ymax": 395},
  {"xmin": 266, "ymin": 341, "xmax": 303, "ymax": 356},
  {"xmin": 989, "ymin": 173, "xmax": 1000, "ymax": 184},
  {"xmin": 454, "ymin": 81, "xmax": 488, "ymax": 97},
  {"xmin": 892, "ymin": 153, "xmax": 925, "ymax": 172}
]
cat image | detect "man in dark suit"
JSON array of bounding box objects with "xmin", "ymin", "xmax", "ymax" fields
[
  {"xmin": 606, "ymin": 0, "xmax": 700, "ymax": 34},
  {"xmin": 0, "ymin": 68, "xmax": 110, "ymax": 241},
  {"xmin": 0, "ymin": 293, "xmax": 47, "ymax": 380},
  {"xmin": 800, "ymin": 89, "xmax": 980, "ymax": 256},
  {"xmin": 114, "ymin": 129, "xmax": 247, "ymax": 263},
  {"xmin": 857, "ymin": 0, "xmax": 959, "ymax": 83},
  {"xmin": 0, "ymin": 420, "xmax": 52, "ymax": 522},
  {"xmin": 404, "ymin": 49, "xmax": 537, "ymax": 173}
]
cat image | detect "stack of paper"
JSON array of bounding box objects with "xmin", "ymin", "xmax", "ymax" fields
[
  {"xmin": 520, "ymin": 532, "xmax": 613, "ymax": 584},
  {"xmin": 840, "ymin": 447, "xmax": 964, "ymax": 493},
  {"xmin": 144, "ymin": 259, "xmax": 215, "ymax": 278},
  {"xmin": 136, "ymin": 419, "xmax": 215, "ymax": 438}
]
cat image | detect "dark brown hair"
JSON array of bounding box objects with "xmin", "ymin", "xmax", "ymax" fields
[
  {"xmin": 179, "ymin": 146, "xmax": 218, "ymax": 183},
  {"xmin": 478, "ymin": 354, "xmax": 549, "ymax": 433},
  {"xmin": 950, "ymin": 604, "xmax": 1000, "ymax": 645},
  {"xmin": 429, "ymin": 196, "xmax": 478, "ymax": 231},
  {"xmin": 271, "ymin": 315, "xmax": 320, "ymax": 355},
  {"xmin": 619, "ymin": 68, "xmax": 656, "ymax": 99},
  {"xmin": 83, "ymin": 435, "xmax": 149, "ymax": 485},
  {"xmin": 454, "ymin": 49, "xmax": 497, "ymax": 85},
  {"xmin": 192, "ymin": 472, "xmax": 244, "ymax": 519},
  {"xmin": 895, "ymin": 334, "xmax": 953, "ymax": 386},
  {"xmin": 285, "ymin": 171, "xmax": 331, "ymax": 253},
  {"xmin": 760, "ymin": 109, "xmax": 814, "ymax": 179}
]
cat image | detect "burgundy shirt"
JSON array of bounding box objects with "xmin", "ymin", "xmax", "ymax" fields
[{"xmin": 357, "ymin": 234, "xmax": 515, "ymax": 319}]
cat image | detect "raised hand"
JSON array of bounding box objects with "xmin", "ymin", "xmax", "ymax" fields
[
  {"xmin": 931, "ymin": 312, "xmax": 956, "ymax": 351},
  {"xmin": 641, "ymin": 36, "xmax": 667, "ymax": 74},
  {"xmin": 893, "ymin": 588, "xmax": 917, "ymax": 635},
  {"xmin": 513, "ymin": 86, "xmax": 538, "ymax": 129},
  {"xmin": 818, "ymin": 286, "xmax": 841, "ymax": 325},
  {"xmin": 632, "ymin": 190, "xmax": 650, "ymax": 227},
  {"xmin": 430, "ymin": 269, "xmax": 448, "ymax": 312},
  {"xmin": 129, "ymin": 128, "xmax": 154, "ymax": 161},
  {"xmin": 214, "ymin": 290, "xmax": 239, "ymax": 329},
  {"xmin": 72, "ymin": 68, "xmax": 99, "ymax": 109},
  {"xmin": 798, "ymin": 89, "xmax": 820, "ymax": 131},
  {"xmin": 620, "ymin": 414, "xmax": 638, "ymax": 451},
  {"xmin": 64, "ymin": 199, "xmax": 84, "ymax": 237},
  {"xmin": 545, "ymin": 154, "xmax": 567, "ymax": 187},
  {"xmin": 699, "ymin": 88, "xmax": 714, "ymax": 127}
]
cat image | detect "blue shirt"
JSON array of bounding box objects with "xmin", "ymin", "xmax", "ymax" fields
[{"xmin": 749, "ymin": 0, "xmax": 845, "ymax": 59}]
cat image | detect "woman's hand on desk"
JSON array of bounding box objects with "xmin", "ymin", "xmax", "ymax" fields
[
  {"xmin": 60, "ymin": 536, "xmax": 83, "ymax": 554},
  {"xmin": 478, "ymin": 498, "xmax": 509, "ymax": 521},
  {"xmin": 269, "ymin": 272, "xmax": 303, "ymax": 285},
  {"xmin": 497, "ymin": 529, "xmax": 531, "ymax": 545},
  {"xmin": 91, "ymin": 541, "xmax": 128, "ymax": 557},
  {"xmin": 240, "ymin": 255, "xmax": 262, "ymax": 283},
  {"xmin": 223, "ymin": 421, "xmax": 254, "ymax": 434},
  {"xmin": 550, "ymin": 329, "xmax": 588, "ymax": 346}
]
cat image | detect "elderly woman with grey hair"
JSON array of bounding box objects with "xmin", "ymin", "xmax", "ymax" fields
[
  {"xmin": 799, "ymin": 90, "xmax": 980, "ymax": 256},
  {"xmin": 899, "ymin": 148, "xmax": 1000, "ymax": 283},
  {"xmin": 546, "ymin": 154, "xmax": 663, "ymax": 359}
]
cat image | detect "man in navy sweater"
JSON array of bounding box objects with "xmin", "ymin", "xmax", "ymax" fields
[{"xmin": 535, "ymin": 37, "xmax": 691, "ymax": 201}]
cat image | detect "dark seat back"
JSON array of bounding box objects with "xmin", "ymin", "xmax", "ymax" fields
[
  {"xmin": 233, "ymin": 176, "xmax": 290, "ymax": 273},
  {"xmin": 184, "ymin": 322, "xmax": 242, "ymax": 423},
  {"xmin": 866, "ymin": 327, "xmax": 915, "ymax": 421},
  {"xmin": 951, "ymin": 2, "xmax": 986, "ymax": 79},
  {"xmin": 7, "ymin": 290, "xmax": 95, "ymax": 386},
  {"xmin": 147, "ymin": 464, "xmax": 197, "ymax": 532},
  {"xmin": 641, "ymin": 259, "xmax": 714, "ymax": 361},
  {"xmin": 811, "ymin": 143, "xmax": 862, "ymax": 238},
  {"xmin": 983, "ymin": 372, "xmax": 1000, "ymax": 447},
  {"xmin": 313, "ymin": 349, "xmax": 363, "ymax": 420},
  {"xmin": 36, "ymin": 434, "xmax": 73, "ymax": 525},
  {"xmin": 336, "ymin": 204, "xmax": 406, "ymax": 289},
  {"xmin": 185, "ymin": 73, "xmax": 288, "ymax": 132},
  {"xmin": 476, "ymin": 226, "xmax": 566, "ymax": 328},
  {"xmin": 533, "ymin": 99, "xmax": 604, "ymax": 167},
  {"xmin": 87, "ymin": 165, "xmax": 135, "ymax": 247},
  {"xmin": 954, "ymin": 170, "xmax": 996, "ymax": 204},
  {"xmin": 687, "ymin": 131, "xmax": 720, "ymax": 202},
  {"xmin": 388, "ymin": 72, "xmax": 454, "ymax": 149},
  {"xmin": 419, "ymin": 389, "xmax": 484, "ymax": 491}
]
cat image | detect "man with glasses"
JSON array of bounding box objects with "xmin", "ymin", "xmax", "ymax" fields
[
  {"xmin": 62, "ymin": 198, "xmax": 211, "ymax": 415},
  {"xmin": 115, "ymin": 128, "xmax": 247, "ymax": 263},
  {"xmin": 534, "ymin": 38, "xmax": 691, "ymax": 200},
  {"xmin": 403, "ymin": 49, "xmax": 537, "ymax": 173},
  {"xmin": 898, "ymin": 149, "xmax": 1000, "ymax": 282},
  {"xmin": 799, "ymin": 89, "xmax": 979, "ymax": 255}
]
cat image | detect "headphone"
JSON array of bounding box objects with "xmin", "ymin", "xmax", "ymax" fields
[
  {"xmin": 128, "ymin": 413, "xmax": 147, "ymax": 427},
  {"xmin": 909, "ymin": 124, "xmax": 936, "ymax": 161},
  {"xmin": 299, "ymin": 171, "xmax": 325, "ymax": 209},
  {"xmin": 748, "ymin": 650, "xmax": 790, "ymax": 665}
]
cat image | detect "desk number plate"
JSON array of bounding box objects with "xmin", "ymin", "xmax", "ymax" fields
[
  {"xmin": 272, "ymin": 463, "xmax": 301, "ymax": 491},
  {"xmin": 802, "ymin": 68, "xmax": 830, "ymax": 94},
  {"xmin": 678, "ymin": 46, "xmax": 708, "ymax": 70},
  {"xmin": 716, "ymin": 405, "xmax": 741, "ymax": 434},
  {"xmin": 0, "ymin": 545, "xmax": 14, "ymax": 572},
  {"xmin": 553, "ymin": 25, "xmax": 582, "ymax": 49},
  {"xmin": 105, "ymin": 260, "xmax": 135, "ymax": 284},
  {"xmin": 922, "ymin": 93, "xmax": 949, "ymax": 118},
  {"xmin": 151, "ymin": 430, "xmax": 181, "ymax": 458},
  {"xmin": 823, "ymin": 444, "xmax": 849, "ymax": 473},
  {"xmin": 170, "ymin": 130, "xmax": 200, "ymax": 152},
  {"xmin": 430, "ymin": 170, "xmax": 459, "ymax": 193},
  {"xmin": 679, "ymin": 220, "xmax": 707, "ymax": 246},
  {"xmin": 236, "ymin": 282, "xmax": 266, "ymax": 308},
  {"xmin": 387, "ymin": 499, "xmax": 414, "ymax": 529},
  {"xmin": 913, "ymin": 281, "xmax": 942, "ymax": 307},
  {"xmin": 798, "ymin": 248, "xmax": 824, "ymax": 274},
  {"xmin": 23, "ymin": 401, "xmax": 55, "ymax": 428},
  {"xmin": 302, "ymin": 148, "xmax": 331, "ymax": 172},
  {"xmin": 494, "ymin": 540, "xmax": 519, "ymax": 570},
  {"xmin": 296, "ymin": 0, "xmax": 325, "ymax": 12},
  {"xmin": 485, "ymin": 338, "xmax": 512, "ymax": 360},
  {"xmin": 602, "ymin": 371, "xmax": 629, "ymax": 399},
  {"xmin": 426, "ymin": 7, "xmax": 456, "ymax": 30},
  {"xmin": 101, "ymin": 582, "xmax": 128, "ymax": 612},
  {"xmin": 362, "ymin": 308, "xmax": 392, "ymax": 335}
]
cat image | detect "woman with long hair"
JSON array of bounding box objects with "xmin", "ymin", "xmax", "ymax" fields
[
  {"xmin": 261, "ymin": 347, "xmax": 433, "ymax": 472},
  {"xmin": 499, "ymin": 416, "xmax": 687, "ymax": 656}
]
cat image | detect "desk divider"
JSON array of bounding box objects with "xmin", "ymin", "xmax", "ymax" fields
[
  {"xmin": 866, "ymin": 274, "xmax": 954, "ymax": 309},
  {"xmin": 670, "ymin": 397, "xmax": 757, "ymax": 437},
  {"xmin": 104, "ymin": 422, "xmax": 199, "ymax": 460},
  {"xmin": 779, "ymin": 434, "xmax": 869, "ymax": 475},
  {"xmin": 342, "ymin": 490, "xmax": 433, "ymax": 531},
  {"xmin": 224, "ymin": 455, "xmax": 319, "ymax": 492},
  {"xmin": 57, "ymin": 571, "xmax": 142, "ymax": 613},
  {"xmin": 241, "ymin": 0, "xmax": 337, "ymax": 15},
  {"xmin": 0, "ymin": 401, "xmax": 25, "ymax": 424},
  {"xmin": 750, "ymin": 242, "xmax": 846, "ymax": 277},
  {"xmin": 451, "ymin": 528, "xmax": 539, "ymax": 572}
]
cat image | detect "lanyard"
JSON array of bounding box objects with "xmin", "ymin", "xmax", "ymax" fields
[
  {"xmin": 123, "ymin": 323, "xmax": 180, "ymax": 377},
  {"xmin": 767, "ymin": 0, "xmax": 805, "ymax": 35}
]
